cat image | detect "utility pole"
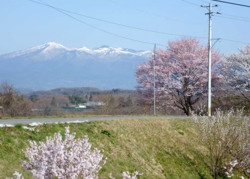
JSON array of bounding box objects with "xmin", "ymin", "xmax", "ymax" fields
[
  {"xmin": 153, "ymin": 44, "xmax": 156, "ymax": 116},
  {"xmin": 202, "ymin": 3, "xmax": 217, "ymax": 117}
]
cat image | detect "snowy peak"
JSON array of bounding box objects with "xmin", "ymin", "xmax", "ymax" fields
[
  {"xmin": 79, "ymin": 45, "xmax": 152, "ymax": 57},
  {"xmin": 40, "ymin": 42, "xmax": 69, "ymax": 51},
  {"xmin": 0, "ymin": 42, "xmax": 69, "ymax": 60},
  {"xmin": 0, "ymin": 42, "xmax": 152, "ymax": 61},
  {"xmin": 39, "ymin": 42, "xmax": 70, "ymax": 59},
  {"xmin": 45, "ymin": 42, "xmax": 66, "ymax": 48}
]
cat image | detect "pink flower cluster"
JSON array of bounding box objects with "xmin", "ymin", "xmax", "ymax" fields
[{"xmin": 21, "ymin": 127, "xmax": 104, "ymax": 179}]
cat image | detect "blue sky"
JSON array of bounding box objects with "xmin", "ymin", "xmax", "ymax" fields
[{"xmin": 1, "ymin": 0, "xmax": 249, "ymax": 55}]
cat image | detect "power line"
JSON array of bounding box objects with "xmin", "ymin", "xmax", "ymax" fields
[
  {"xmin": 180, "ymin": 0, "xmax": 200, "ymax": 6},
  {"xmin": 106, "ymin": 0, "xmax": 205, "ymax": 27},
  {"xmin": 221, "ymin": 38, "xmax": 248, "ymax": 44},
  {"xmin": 211, "ymin": 1, "xmax": 250, "ymax": 21},
  {"xmin": 212, "ymin": 0, "xmax": 250, "ymax": 8},
  {"xmin": 222, "ymin": 13, "xmax": 250, "ymax": 21},
  {"xmin": 179, "ymin": 0, "xmax": 248, "ymax": 23},
  {"xmin": 196, "ymin": 0, "xmax": 210, "ymax": 3},
  {"xmin": 179, "ymin": 0, "xmax": 249, "ymax": 22},
  {"xmin": 28, "ymin": 0, "xmax": 206, "ymax": 39},
  {"xmin": 28, "ymin": 0, "xmax": 249, "ymax": 47},
  {"xmin": 215, "ymin": 14, "xmax": 250, "ymax": 23},
  {"xmin": 29, "ymin": 0, "xmax": 168, "ymax": 47}
]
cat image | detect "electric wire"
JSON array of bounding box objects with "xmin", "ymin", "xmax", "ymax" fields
[
  {"xmin": 212, "ymin": 0, "xmax": 250, "ymax": 8},
  {"xmin": 197, "ymin": 0, "xmax": 210, "ymax": 3},
  {"xmin": 206, "ymin": 1, "xmax": 250, "ymax": 21},
  {"xmin": 211, "ymin": 1, "xmax": 250, "ymax": 23},
  {"xmin": 29, "ymin": 0, "xmax": 168, "ymax": 48},
  {"xmin": 215, "ymin": 15, "xmax": 250, "ymax": 23},
  {"xmin": 29, "ymin": 0, "xmax": 249, "ymax": 46},
  {"xmin": 200, "ymin": 2, "xmax": 249, "ymax": 44},
  {"xmin": 105, "ymin": 0, "xmax": 205, "ymax": 27},
  {"xmin": 219, "ymin": 13, "xmax": 250, "ymax": 21},
  {"xmin": 28, "ymin": 0, "xmax": 207, "ymax": 39},
  {"xmin": 221, "ymin": 38, "xmax": 248, "ymax": 44},
  {"xmin": 180, "ymin": 0, "xmax": 200, "ymax": 6}
]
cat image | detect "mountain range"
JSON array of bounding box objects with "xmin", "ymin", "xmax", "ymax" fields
[{"xmin": 0, "ymin": 42, "xmax": 152, "ymax": 92}]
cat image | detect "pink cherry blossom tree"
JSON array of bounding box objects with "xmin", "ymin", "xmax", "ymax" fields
[
  {"xmin": 21, "ymin": 127, "xmax": 105, "ymax": 179},
  {"xmin": 136, "ymin": 38, "xmax": 221, "ymax": 115},
  {"xmin": 221, "ymin": 44, "xmax": 250, "ymax": 100}
]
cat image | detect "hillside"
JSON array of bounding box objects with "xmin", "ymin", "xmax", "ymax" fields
[{"xmin": 0, "ymin": 118, "xmax": 214, "ymax": 179}]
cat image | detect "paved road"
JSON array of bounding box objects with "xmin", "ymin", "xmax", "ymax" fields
[{"xmin": 0, "ymin": 115, "xmax": 191, "ymax": 125}]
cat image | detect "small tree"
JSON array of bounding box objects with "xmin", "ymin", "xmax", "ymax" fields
[
  {"xmin": 125, "ymin": 96, "xmax": 133, "ymax": 107},
  {"xmin": 97, "ymin": 94, "xmax": 116, "ymax": 114},
  {"xmin": 1, "ymin": 82, "xmax": 15, "ymax": 113},
  {"xmin": 29, "ymin": 95, "xmax": 39, "ymax": 103},
  {"xmin": 50, "ymin": 97, "xmax": 57, "ymax": 107},
  {"xmin": 0, "ymin": 82, "xmax": 31, "ymax": 116},
  {"xmin": 89, "ymin": 94, "xmax": 93, "ymax": 102},
  {"xmin": 21, "ymin": 127, "xmax": 105, "ymax": 179},
  {"xmin": 136, "ymin": 38, "xmax": 221, "ymax": 115},
  {"xmin": 118, "ymin": 97, "xmax": 126, "ymax": 107},
  {"xmin": 68, "ymin": 95, "xmax": 85, "ymax": 105}
]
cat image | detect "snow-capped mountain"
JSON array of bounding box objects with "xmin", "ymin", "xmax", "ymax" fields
[{"xmin": 0, "ymin": 42, "xmax": 152, "ymax": 91}]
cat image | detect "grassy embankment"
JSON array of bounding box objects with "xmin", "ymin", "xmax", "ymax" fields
[{"xmin": 0, "ymin": 117, "xmax": 214, "ymax": 179}]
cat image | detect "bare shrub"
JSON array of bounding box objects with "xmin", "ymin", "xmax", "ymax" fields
[
  {"xmin": 10, "ymin": 101, "xmax": 31, "ymax": 116},
  {"xmin": 192, "ymin": 109, "xmax": 250, "ymax": 179},
  {"xmin": 97, "ymin": 94, "xmax": 116, "ymax": 115},
  {"xmin": 0, "ymin": 82, "xmax": 32, "ymax": 117}
]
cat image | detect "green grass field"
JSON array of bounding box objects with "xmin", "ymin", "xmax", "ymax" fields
[{"xmin": 0, "ymin": 118, "xmax": 215, "ymax": 179}]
